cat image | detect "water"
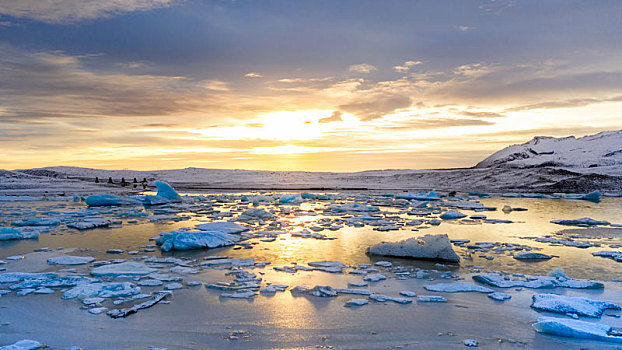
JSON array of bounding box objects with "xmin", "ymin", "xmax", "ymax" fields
[{"xmin": 2, "ymin": 193, "xmax": 621, "ymax": 280}]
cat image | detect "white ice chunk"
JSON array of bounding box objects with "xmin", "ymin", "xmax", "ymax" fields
[
  {"xmin": 424, "ymin": 283, "xmax": 493, "ymax": 293},
  {"xmin": 368, "ymin": 234, "xmax": 460, "ymax": 262},
  {"xmin": 533, "ymin": 316, "xmax": 622, "ymax": 343},
  {"xmin": 90, "ymin": 262, "xmax": 156, "ymax": 277},
  {"xmin": 47, "ymin": 256, "xmax": 95, "ymax": 265},
  {"xmin": 531, "ymin": 293, "xmax": 620, "ymax": 317}
]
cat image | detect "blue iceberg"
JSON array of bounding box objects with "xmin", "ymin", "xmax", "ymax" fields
[
  {"xmin": 533, "ymin": 316, "xmax": 622, "ymax": 343},
  {"xmin": 85, "ymin": 194, "xmax": 141, "ymax": 207}
]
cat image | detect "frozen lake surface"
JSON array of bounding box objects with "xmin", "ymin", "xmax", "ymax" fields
[{"xmin": 1, "ymin": 190, "xmax": 622, "ymax": 349}]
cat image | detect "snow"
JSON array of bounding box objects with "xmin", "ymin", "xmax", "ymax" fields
[
  {"xmin": 475, "ymin": 130, "xmax": 622, "ymax": 176},
  {"xmin": 154, "ymin": 229, "xmax": 241, "ymax": 251},
  {"xmin": 62, "ymin": 282, "xmax": 141, "ymax": 299},
  {"xmin": 367, "ymin": 234, "xmax": 460, "ymax": 262},
  {"xmin": 533, "ymin": 316, "xmax": 622, "ymax": 343},
  {"xmin": 423, "ymin": 283, "xmax": 493, "ymax": 293},
  {"xmin": 90, "ymin": 262, "xmax": 157, "ymax": 277},
  {"xmin": 531, "ymin": 293, "xmax": 621, "ymax": 317},
  {"xmin": 47, "ymin": 256, "xmax": 95, "ymax": 265}
]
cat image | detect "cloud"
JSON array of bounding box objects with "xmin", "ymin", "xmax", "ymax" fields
[
  {"xmin": 460, "ymin": 111, "xmax": 506, "ymax": 118},
  {"xmin": 244, "ymin": 72, "xmax": 263, "ymax": 78},
  {"xmin": 339, "ymin": 95, "xmax": 411, "ymax": 121},
  {"xmin": 457, "ymin": 25, "xmax": 474, "ymax": 32},
  {"xmin": 0, "ymin": 0, "xmax": 176, "ymax": 24},
  {"xmin": 382, "ymin": 117, "xmax": 494, "ymax": 130},
  {"xmin": 318, "ymin": 111, "xmax": 343, "ymax": 123},
  {"xmin": 393, "ymin": 60, "xmax": 422, "ymax": 73},
  {"xmin": 202, "ymin": 80, "xmax": 231, "ymax": 91},
  {"xmin": 349, "ymin": 63, "xmax": 377, "ymax": 74}
]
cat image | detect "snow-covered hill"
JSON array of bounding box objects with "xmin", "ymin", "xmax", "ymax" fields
[{"xmin": 475, "ymin": 130, "xmax": 622, "ymax": 176}]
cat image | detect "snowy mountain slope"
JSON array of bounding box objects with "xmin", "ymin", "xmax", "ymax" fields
[{"xmin": 475, "ymin": 130, "xmax": 622, "ymax": 176}]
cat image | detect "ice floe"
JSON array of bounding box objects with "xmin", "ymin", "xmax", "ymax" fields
[
  {"xmin": 90, "ymin": 262, "xmax": 156, "ymax": 277},
  {"xmin": 154, "ymin": 229, "xmax": 241, "ymax": 251},
  {"xmin": 47, "ymin": 256, "xmax": 95, "ymax": 265},
  {"xmin": 423, "ymin": 283, "xmax": 493, "ymax": 293},
  {"xmin": 0, "ymin": 228, "xmax": 39, "ymax": 241},
  {"xmin": 531, "ymin": 293, "xmax": 620, "ymax": 317},
  {"xmin": 0, "ymin": 339, "xmax": 42, "ymax": 350},
  {"xmin": 62, "ymin": 282, "xmax": 141, "ymax": 299},
  {"xmin": 533, "ymin": 316, "xmax": 622, "ymax": 343},
  {"xmin": 367, "ymin": 234, "xmax": 460, "ymax": 262},
  {"xmin": 472, "ymin": 269, "xmax": 604, "ymax": 289}
]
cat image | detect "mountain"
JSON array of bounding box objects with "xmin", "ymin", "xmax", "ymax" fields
[{"xmin": 475, "ymin": 130, "xmax": 622, "ymax": 176}]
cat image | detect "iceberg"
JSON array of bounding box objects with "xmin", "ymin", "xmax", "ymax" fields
[
  {"xmin": 90, "ymin": 262, "xmax": 156, "ymax": 277},
  {"xmin": 47, "ymin": 256, "xmax": 95, "ymax": 265},
  {"xmin": 0, "ymin": 228, "xmax": 39, "ymax": 241},
  {"xmin": 565, "ymin": 191, "xmax": 602, "ymax": 201},
  {"xmin": 396, "ymin": 191, "xmax": 441, "ymax": 201},
  {"xmin": 154, "ymin": 229, "xmax": 241, "ymax": 251},
  {"xmin": 531, "ymin": 294, "xmax": 620, "ymax": 317},
  {"xmin": 439, "ymin": 210, "xmax": 467, "ymax": 220},
  {"xmin": 141, "ymin": 181, "xmax": 182, "ymax": 205},
  {"xmin": 367, "ymin": 234, "xmax": 460, "ymax": 262},
  {"xmin": 85, "ymin": 194, "xmax": 141, "ymax": 207},
  {"xmin": 66, "ymin": 218, "xmax": 111, "ymax": 230},
  {"xmin": 62, "ymin": 282, "xmax": 141, "ymax": 299},
  {"xmin": 369, "ymin": 294, "xmax": 412, "ymax": 304},
  {"xmin": 533, "ymin": 316, "xmax": 622, "ymax": 343},
  {"xmin": 238, "ymin": 208, "xmax": 277, "ymax": 221}
]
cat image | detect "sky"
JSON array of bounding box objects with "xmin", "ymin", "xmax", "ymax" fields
[{"xmin": 1, "ymin": 0, "xmax": 621, "ymax": 171}]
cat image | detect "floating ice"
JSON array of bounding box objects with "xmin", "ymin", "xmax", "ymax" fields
[
  {"xmin": 164, "ymin": 282, "xmax": 183, "ymax": 290},
  {"xmin": 0, "ymin": 272, "xmax": 58, "ymax": 284},
  {"xmin": 463, "ymin": 339, "xmax": 478, "ymax": 347},
  {"xmin": 513, "ymin": 252, "xmax": 553, "ymax": 260},
  {"xmin": 220, "ymin": 291, "xmax": 257, "ymax": 299},
  {"xmin": 400, "ymin": 291, "xmax": 417, "ymax": 297},
  {"xmin": 328, "ymin": 203, "xmax": 380, "ymax": 213},
  {"xmin": 85, "ymin": 194, "xmax": 141, "ymax": 207},
  {"xmin": 367, "ymin": 234, "xmax": 460, "ymax": 262},
  {"xmin": 0, "ymin": 339, "xmax": 42, "ymax": 350},
  {"xmin": 531, "ymin": 294, "xmax": 620, "ymax": 317},
  {"xmin": 155, "ymin": 229, "xmax": 241, "ymax": 252},
  {"xmin": 473, "ymin": 269, "xmax": 603, "ymax": 289},
  {"xmin": 107, "ymin": 291, "xmax": 170, "ymax": 318},
  {"xmin": 141, "ymin": 181, "xmax": 182, "ymax": 205},
  {"xmin": 308, "ymin": 285, "xmax": 338, "ymax": 297},
  {"xmin": 439, "ymin": 210, "xmax": 467, "ymax": 220},
  {"xmin": 9, "ymin": 276, "xmax": 98, "ymax": 290},
  {"xmin": 396, "ymin": 191, "xmax": 441, "ymax": 201},
  {"xmin": 88, "ymin": 307, "xmax": 108, "ymax": 315},
  {"xmin": 137, "ymin": 279, "xmax": 164, "ymax": 286},
  {"xmin": 335, "ymin": 288, "xmax": 372, "ymax": 295},
  {"xmin": 279, "ymin": 194, "xmax": 302, "ymax": 204},
  {"xmin": 194, "ymin": 222, "xmax": 248, "ymax": 234},
  {"xmin": 238, "ymin": 208, "xmax": 276, "ymax": 221},
  {"xmin": 369, "ymin": 294, "xmax": 412, "ymax": 304},
  {"xmin": 488, "ymin": 292, "xmax": 511, "ymax": 301},
  {"xmin": 66, "ymin": 218, "xmax": 111, "ymax": 230},
  {"xmin": 47, "ymin": 256, "xmax": 95, "ymax": 265},
  {"xmin": 0, "ymin": 228, "xmax": 39, "ymax": 241},
  {"xmin": 592, "ymin": 251, "xmax": 622, "ymax": 262},
  {"xmin": 424, "ymin": 283, "xmax": 493, "ymax": 293},
  {"xmin": 90, "ymin": 262, "xmax": 156, "ymax": 277},
  {"xmin": 533, "ymin": 316, "xmax": 622, "ymax": 343},
  {"xmin": 345, "ymin": 299, "xmax": 369, "ymax": 307},
  {"xmin": 62, "ymin": 282, "xmax": 141, "ymax": 299},
  {"xmin": 364, "ymin": 273, "xmax": 387, "ymax": 282},
  {"xmin": 12, "ymin": 218, "xmax": 60, "ymax": 227},
  {"xmin": 551, "ymin": 217, "xmax": 610, "ymax": 227},
  {"xmin": 417, "ymin": 295, "xmax": 447, "ymax": 302},
  {"xmin": 260, "ymin": 284, "xmax": 288, "ymax": 294},
  {"xmin": 565, "ymin": 191, "xmax": 602, "ymax": 201}
]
